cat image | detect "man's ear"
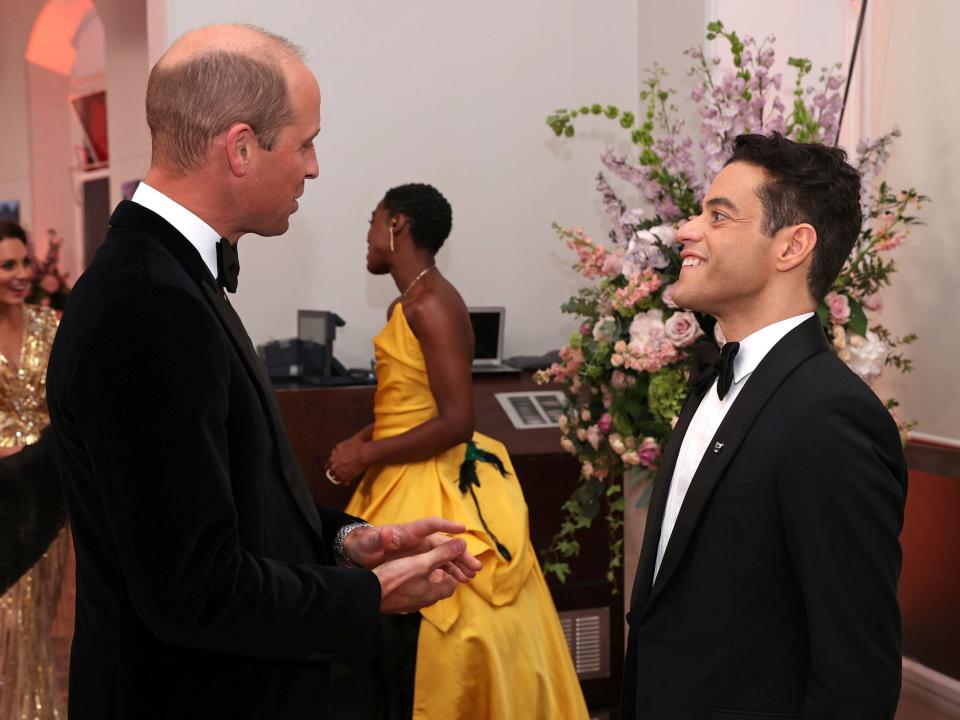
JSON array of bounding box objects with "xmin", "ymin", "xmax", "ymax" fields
[
  {"xmin": 390, "ymin": 212, "xmax": 409, "ymax": 234},
  {"xmin": 224, "ymin": 123, "xmax": 255, "ymax": 177},
  {"xmin": 776, "ymin": 223, "xmax": 817, "ymax": 273}
]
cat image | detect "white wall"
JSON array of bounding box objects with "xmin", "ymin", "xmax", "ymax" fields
[
  {"xmin": 0, "ymin": 0, "xmax": 49, "ymax": 246},
  {"xmin": 868, "ymin": 0, "xmax": 960, "ymax": 442},
  {"xmin": 164, "ymin": 0, "xmax": 639, "ymax": 368}
]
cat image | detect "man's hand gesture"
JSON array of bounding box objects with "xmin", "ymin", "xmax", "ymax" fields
[{"xmin": 342, "ymin": 517, "xmax": 482, "ymax": 614}]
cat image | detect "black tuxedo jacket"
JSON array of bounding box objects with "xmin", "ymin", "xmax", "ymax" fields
[
  {"xmin": 46, "ymin": 201, "xmax": 381, "ymax": 719},
  {"xmin": 621, "ymin": 316, "xmax": 907, "ymax": 720}
]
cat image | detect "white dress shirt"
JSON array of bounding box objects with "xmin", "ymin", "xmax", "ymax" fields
[
  {"xmin": 653, "ymin": 312, "xmax": 815, "ymax": 580},
  {"xmin": 130, "ymin": 182, "xmax": 222, "ymax": 281}
]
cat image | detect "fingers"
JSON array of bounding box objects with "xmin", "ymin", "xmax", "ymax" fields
[
  {"xmin": 442, "ymin": 561, "xmax": 470, "ymax": 583},
  {"xmin": 455, "ymin": 551, "xmax": 483, "ymax": 573},
  {"xmin": 400, "ymin": 516, "xmax": 467, "ymax": 540},
  {"xmin": 426, "ymin": 537, "xmax": 467, "ymax": 567}
]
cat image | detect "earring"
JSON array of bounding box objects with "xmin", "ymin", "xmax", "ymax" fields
[{"xmin": 389, "ymin": 225, "xmax": 395, "ymax": 253}]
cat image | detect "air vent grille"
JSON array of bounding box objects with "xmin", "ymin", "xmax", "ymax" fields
[
  {"xmin": 494, "ymin": 391, "xmax": 566, "ymax": 429},
  {"xmin": 558, "ymin": 606, "xmax": 610, "ymax": 680}
]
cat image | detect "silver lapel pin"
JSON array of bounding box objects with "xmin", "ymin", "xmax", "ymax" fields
[{"xmin": 713, "ymin": 442, "xmax": 724, "ymax": 454}]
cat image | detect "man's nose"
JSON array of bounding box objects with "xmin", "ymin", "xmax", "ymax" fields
[
  {"xmin": 304, "ymin": 146, "xmax": 319, "ymax": 180},
  {"xmin": 676, "ymin": 218, "xmax": 703, "ymax": 244}
]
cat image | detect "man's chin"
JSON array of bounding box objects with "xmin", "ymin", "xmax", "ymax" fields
[{"xmin": 252, "ymin": 220, "xmax": 291, "ymax": 238}]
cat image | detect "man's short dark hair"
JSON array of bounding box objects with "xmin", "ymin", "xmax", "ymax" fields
[
  {"xmin": 382, "ymin": 183, "xmax": 453, "ymax": 254},
  {"xmin": 726, "ymin": 132, "xmax": 862, "ymax": 301}
]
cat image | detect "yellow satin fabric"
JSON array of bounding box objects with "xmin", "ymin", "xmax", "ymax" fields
[{"xmin": 346, "ymin": 305, "xmax": 588, "ymax": 719}]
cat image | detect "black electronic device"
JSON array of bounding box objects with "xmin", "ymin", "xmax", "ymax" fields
[{"xmin": 260, "ymin": 310, "xmax": 373, "ymax": 386}]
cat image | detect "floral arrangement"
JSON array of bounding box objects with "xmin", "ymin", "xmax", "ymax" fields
[
  {"xmin": 27, "ymin": 229, "xmax": 71, "ymax": 311},
  {"xmin": 536, "ymin": 21, "xmax": 924, "ymax": 586}
]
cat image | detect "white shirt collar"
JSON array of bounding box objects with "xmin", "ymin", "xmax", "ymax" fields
[
  {"xmin": 130, "ymin": 182, "xmax": 222, "ymax": 280},
  {"xmin": 730, "ymin": 312, "xmax": 815, "ymax": 384}
]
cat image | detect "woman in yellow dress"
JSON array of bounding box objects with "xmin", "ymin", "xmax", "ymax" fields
[
  {"xmin": 327, "ymin": 184, "xmax": 588, "ymax": 719},
  {"xmin": 0, "ymin": 220, "xmax": 68, "ymax": 720}
]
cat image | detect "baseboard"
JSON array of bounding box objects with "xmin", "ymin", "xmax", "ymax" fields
[{"xmin": 902, "ymin": 657, "xmax": 960, "ymax": 718}]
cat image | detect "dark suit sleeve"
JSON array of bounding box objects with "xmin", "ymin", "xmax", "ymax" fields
[
  {"xmin": 778, "ymin": 392, "xmax": 906, "ymax": 719},
  {"xmin": 74, "ymin": 285, "xmax": 380, "ymax": 661}
]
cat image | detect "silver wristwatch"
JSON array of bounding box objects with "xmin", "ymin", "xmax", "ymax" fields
[{"xmin": 333, "ymin": 521, "xmax": 370, "ymax": 565}]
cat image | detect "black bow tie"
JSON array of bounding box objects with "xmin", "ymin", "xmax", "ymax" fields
[
  {"xmin": 687, "ymin": 340, "xmax": 741, "ymax": 400},
  {"xmin": 216, "ymin": 239, "xmax": 239, "ymax": 293}
]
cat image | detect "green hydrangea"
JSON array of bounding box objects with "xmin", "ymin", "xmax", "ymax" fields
[{"xmin": 647, "ymin": 367, "xmax": 687, "ymax": 422}]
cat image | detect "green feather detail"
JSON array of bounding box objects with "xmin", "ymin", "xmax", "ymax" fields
[{"xmin": 458, "ymin": 441, "xmax": 513, "ymax": 562}]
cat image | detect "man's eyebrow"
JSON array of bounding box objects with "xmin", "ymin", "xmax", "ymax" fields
[{"xmin": 704, "ymin": 196, "xmax": 739, "ymax": 213}]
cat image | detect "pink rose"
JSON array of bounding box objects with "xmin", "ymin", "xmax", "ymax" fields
[
  {"xmin": 637, "ymin": 437, "xmax": 662, "ymax": 469},
  {"xmin": 598, "ymin": 413, "xmax": 613, "ymax": 434},
  {"xmin": 610, "ymin": 370, "xmax": 628, "ymax": 389},
  {"xmin": 825, "ymin": 291, "xmax": 851, "ymax": 324},
  {"xmin": 664, "ymin": 311, "xmax": 703, "ymax": 348}
]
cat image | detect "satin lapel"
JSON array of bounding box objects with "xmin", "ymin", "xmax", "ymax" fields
[
  {"xmin": 200, "ymin": 284, "xmax": 325, "ymax": 539},
  {"xmin": 641, "ymin": 316, "xmax": 830, "ymax": 615},
  {"xmin": 629, "ymin": 388, "xmax": 703, "ymax": 615}
]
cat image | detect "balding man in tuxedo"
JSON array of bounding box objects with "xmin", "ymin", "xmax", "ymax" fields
[{"xmin": 47, "ymin": 24, "xmax": 479, "ymax": 719}]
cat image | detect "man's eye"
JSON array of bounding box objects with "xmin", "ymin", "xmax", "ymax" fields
[{"xmin": 712, "ymin": 211, "xmax": 726, "ymax": 222}]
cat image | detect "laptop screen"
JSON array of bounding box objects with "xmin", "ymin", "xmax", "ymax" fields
[{"xmin": 468, "ymin": 308, "xmax": 503, "ymax": 363}]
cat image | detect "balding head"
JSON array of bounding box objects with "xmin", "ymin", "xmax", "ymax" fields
[{"xmin": 146, "ymin": 24, "xmax": 306, "ymax": 173}]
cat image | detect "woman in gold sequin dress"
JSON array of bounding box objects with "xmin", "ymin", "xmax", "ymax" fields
[{"xmin": 0, "ymin": 221, "xmax": 67, "ymax": 720}]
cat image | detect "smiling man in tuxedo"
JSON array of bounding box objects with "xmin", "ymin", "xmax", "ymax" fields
[
  {"xmin": 621, "ymin": 133, "xmax": 907, "ymax": 720},
  {"xmin": 46, "ymin": 24, "xmax": 480, "ymax": 719}
]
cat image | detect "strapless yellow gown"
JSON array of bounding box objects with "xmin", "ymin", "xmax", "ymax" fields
[{"xmin": 346, "ymin": 305, "xmax": 588, "ymax": 720}]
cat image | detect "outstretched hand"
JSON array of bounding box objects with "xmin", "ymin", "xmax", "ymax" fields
[
  {"xmin": 342, "ymin": 516, "xmax": 482, "ymax": 583},
  {"xmin": 372, "ymin": 535, "xmax": 473, "ymax": 614}
]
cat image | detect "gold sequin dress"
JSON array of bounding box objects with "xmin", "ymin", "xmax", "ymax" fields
[{"xmin": 0, "ymin": 304, "xmax": 67, "ymax": 720}]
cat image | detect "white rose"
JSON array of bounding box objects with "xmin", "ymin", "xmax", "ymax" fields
[
  {"xmin": 845, "ymin": 331, "xmax": 888, "ymax": 385},
  {"xmin": 628, "ymin": 309, "xmax": 666, "ymax": 347}
]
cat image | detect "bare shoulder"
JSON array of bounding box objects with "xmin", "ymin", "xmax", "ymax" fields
[{"xmin": 402, "ymin": 273, "xmax": 470, "ymax": 343}]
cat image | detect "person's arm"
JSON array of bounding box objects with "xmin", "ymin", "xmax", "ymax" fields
[
  {"xmin": 326, "ymin": 294, "xmax": 474, "ymax": 481},
  {"xmin": 75, "ymin": 285, "xmax": 383, "ymax": 662},
  {"xmin": 778, "ymin": 393, "xmax": 906, "ymax": 719}
]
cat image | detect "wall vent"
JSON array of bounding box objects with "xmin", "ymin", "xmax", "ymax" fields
[
  {"xmin": 559, "ymin": 606, "xmax": 611, "ymax": 680},
  {"xmin": 494, "ymin": 390, "xmax": 566, "ymax": 429}
]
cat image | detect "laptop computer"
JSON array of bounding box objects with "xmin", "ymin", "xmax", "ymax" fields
[{"xmin": 468, "ymin": 307, "xmax": 521, "ymax": 374}]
